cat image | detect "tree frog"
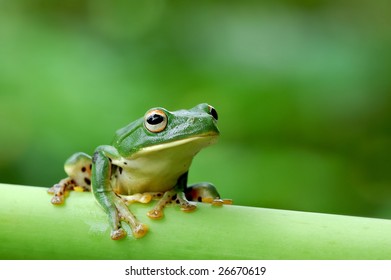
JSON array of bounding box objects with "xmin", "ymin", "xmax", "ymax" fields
[{"xmin": 48, "ymin": 103, "xmax": 231, "ymax": 240}]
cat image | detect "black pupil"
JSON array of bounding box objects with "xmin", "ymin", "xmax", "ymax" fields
[
  {"xmin": 210, "ymin": 107, "xmax": 218, "ymax": 120},
  {"xmin": 147, "ymin": 114, "xmax": 164, "ymax": 125}
]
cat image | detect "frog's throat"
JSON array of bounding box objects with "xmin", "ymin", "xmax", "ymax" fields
[{"xmin": 131, "ymin": 132, "xmax": 218, "ymax": 157}]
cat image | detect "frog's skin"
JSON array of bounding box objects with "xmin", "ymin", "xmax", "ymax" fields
[{"xmin": 48, "ymin": 103, "xmax": 231, "ymax": 240}]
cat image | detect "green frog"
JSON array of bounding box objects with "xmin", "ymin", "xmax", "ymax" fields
[{"xmin": 48, "ymin": 103, "xmax": 231, "ymax": 240}]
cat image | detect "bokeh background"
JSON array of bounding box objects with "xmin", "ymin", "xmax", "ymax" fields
[{"xmin": 1, "ymin": 0, "xmax": 391, "ymax": 219}]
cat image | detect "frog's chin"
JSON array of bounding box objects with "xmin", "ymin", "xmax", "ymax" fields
[{"xmin": 132, "ymin": 132, "xmax": 218, "ymax": 157}]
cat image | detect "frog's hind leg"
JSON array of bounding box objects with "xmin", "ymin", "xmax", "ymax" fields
[
  {"xmin": 47, "ymin": 177, "xmax": 77, "ymax": 204},
  {"xmin": 48, "ymin": 152, "xmax": 92, "ymax": 204},
  {"xmin": 185, "ymin": 182, "xmax": 233, "ymax": 206}
]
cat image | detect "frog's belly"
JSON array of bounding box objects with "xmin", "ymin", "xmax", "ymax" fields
[
  {"xmin": 111, "ymin": 135, "xmax": 216, "ymax": 195},
  {"xmin": 113, "ymin": 157, "xmax": 192, "ymax": 195}
]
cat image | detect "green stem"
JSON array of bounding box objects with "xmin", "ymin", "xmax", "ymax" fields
[{"xmin": 0, "ymin": 183, "xmax": 390, "ymax": 259}]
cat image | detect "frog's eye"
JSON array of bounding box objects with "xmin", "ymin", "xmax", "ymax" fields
[
  {"xmin": 208, "ymin": 105, "xmax": 218, "ymax": 121},
  {"xmin": 144, "ymin": 109, "xmax": 168, "ymax": 133}
]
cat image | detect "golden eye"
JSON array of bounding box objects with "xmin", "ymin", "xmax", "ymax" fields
[{"xmin": 144, "ymin": 109, "xmax": 168, "ymax": 133}]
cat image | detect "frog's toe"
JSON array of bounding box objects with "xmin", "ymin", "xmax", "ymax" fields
[
  {"xmin": 202, "ymin": 197, "xmax": 233, "ymax": 206},
  {"xmin": 50, "ymin": 195, "xmax": 65, "ymax": 205},
  {"xmin": 211, "ymin": 198, "xmax": 224, "ymax": 206},
  {"xmin": 49, "ymin": 184, "xmax": 66, "ymax": 204},
  {"xmin": 172, "ymin": 193, "xmax": 197, "ymax": 212},
  {"xmin": 132, "ymin": 223, "xmax": 149, "ymax": 239},
  {"xmin": 121, "ymin": 193, "xmax": 153, "ymax": 205},
  {"xmin": 147, "ymin": 209, "xmax": 164, "ymax": 220},
  {"xmin": 48, "ymin": 178, "xmax": 77, "ymax": 205},
  {"xmin": 138, "ymin": 193, "xmax": 153, "ymax": 204},
  {"xmin": 47, "ymin": 186, "xmax": 55, "ymax": 195},
  {"xmin": 111, "ymin": 228, "xmax": 127, "ymax": 240},
  {"xmin": 47, "ymin": 183, "xmax": 62, "ymax": 195},
  {"xmin": 222, "ymin": 198, "xmax": 233, "ymax": 205},
  {"xmin": 180, "ymin": 202, "xmax": 197, "ymax": 212}
]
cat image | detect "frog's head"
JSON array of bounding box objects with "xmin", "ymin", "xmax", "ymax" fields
[{"xmin": 113, "ymin": 103, "xmax": 220, "ymax": 157}]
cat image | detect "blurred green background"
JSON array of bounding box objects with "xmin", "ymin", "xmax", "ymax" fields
[{"xmin": 1, "ymin": 0, "xmax": 391, "ymax": 219}]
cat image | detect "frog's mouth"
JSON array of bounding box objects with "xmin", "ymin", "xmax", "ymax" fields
[{"xmin": 131, "ymin": 132, "xmax": 219, "ymax": 158}]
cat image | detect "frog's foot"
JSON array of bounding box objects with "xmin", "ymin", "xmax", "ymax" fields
[
  {"xmin": 147, "ymin": 189, "xmax": 196, "ymax": 220},
  {"xmin": 110, "ymin": 228, "xmax": 127, "ymax": 240},
  {"xmin": 99, "ymin": 192, "xmax": 149, "ymax": 240},
  {"xmin": 47, "ymin": 177, "xmax": 77, "ymax": 205},
  {"xmin": 111, "ymin": 220, "xmax": 148, "ymax": 240},
  {"xmin": 185, "ymin": 183, "xmax": 233, "ymax": 207},
  {"xmin": 202, "ymin": 197, "xmax": 233, "ymax": 206}
]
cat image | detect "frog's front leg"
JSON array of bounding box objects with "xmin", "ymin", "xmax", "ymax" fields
[
  {"xmin": 92, "ymin": 146, "xmax": 148, "ymax": 240},
  {"xmin": 147, "ymin": 172, "xmax": 196, "ymax": 219}
]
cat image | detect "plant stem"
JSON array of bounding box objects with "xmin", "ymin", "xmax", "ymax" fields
[{"xmin": 0, "ymin": 183, "xmax": 390, "ymax": 259}]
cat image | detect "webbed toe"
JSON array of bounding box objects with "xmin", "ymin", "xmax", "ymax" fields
[
  {"xmin": 147, "ymin": 209, "xmax": 164, "ymax": 219},
  {"xmin": 132, "ymin": 223, "xmax": 149, "ymax": 239},
  {"xmin": 111, "ymin": 228, "xmax": 127, "ymax": 240}
]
